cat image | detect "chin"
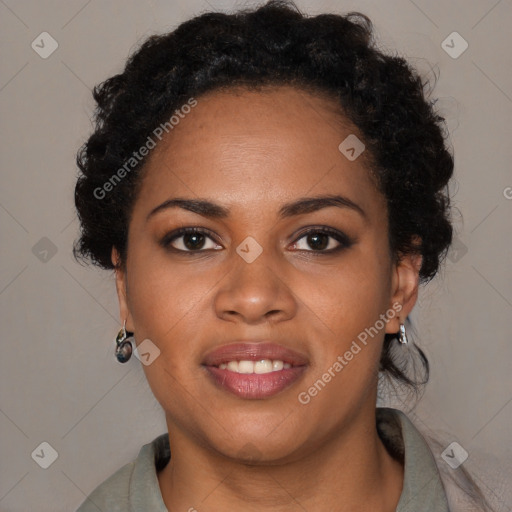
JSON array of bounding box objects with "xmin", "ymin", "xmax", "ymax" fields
[
  {"xmin": 205, "ymin": 418, "xmax": 307, "ymax": 464},
  {"xmin": 221, "ymin": 440, "xmax": 302, "ymax": 465}
]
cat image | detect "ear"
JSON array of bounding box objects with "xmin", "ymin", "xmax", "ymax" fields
[
  {"xmin": 385, "ymin": 248, "xmax": 423, "ymax": 335},
  {"xmin": 112, "ymin": 247, "xmax": 135, "ymax": 332}
]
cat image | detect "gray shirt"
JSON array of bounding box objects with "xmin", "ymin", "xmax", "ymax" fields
[{"xmin": 76, "ymin": 407, "xmax": 450, "ymax": 511}]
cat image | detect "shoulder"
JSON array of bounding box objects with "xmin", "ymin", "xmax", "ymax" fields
[
  {"xmin": 75, "ymin": 460, "xmax": 134, "ymax": 512},
  {"xmin": 376, "ymin": 407, "xmax": 451, "ymax": 512},
  {"xmin": 75, "ymin": 433, "xmax": 169, "ymax": 512},
  {"xmin": 384, "ymin": 407, "xmax": 506, "ymax": 512},
  {"xmin": 422, "ymin": 430, "xmax": 511, "ymax": 512}
]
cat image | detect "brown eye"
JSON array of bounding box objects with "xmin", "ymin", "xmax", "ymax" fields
[
  {"xmin": 181, "ymin": 232, "xmax": 207, "ymax": 250},
  {"xmin": 292, "ymin": 227, "xmax": 353, "ymax": 253},
  {"xmin": 304, "ymin": 232, "xmax": 330, "ymax": 251},
  {"xmin": 160, "ymin": 227, "xmax": 222, "ymax": 253}
]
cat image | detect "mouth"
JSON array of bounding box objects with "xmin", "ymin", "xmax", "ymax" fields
[{"xmin": 201, "ymin": 342, "xmax": 309, "ymax": 399}]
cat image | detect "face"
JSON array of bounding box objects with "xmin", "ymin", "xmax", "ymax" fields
[{"xmin": 113, "ymin": 85, "xmax": 420, "ymax": 462}]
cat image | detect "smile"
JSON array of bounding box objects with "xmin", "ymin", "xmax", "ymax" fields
[
  {"xmin": 218, "ymin": 359, "xmax": 292, "ymax": 373},
  {"xmin": 202, "ymin": 342, "xmax": 309, "ymax": 399}
]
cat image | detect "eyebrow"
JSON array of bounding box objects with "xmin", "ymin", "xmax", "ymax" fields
[{"xmin": 146, "ymin": 194, "xmax": 367, "ymax": 222}]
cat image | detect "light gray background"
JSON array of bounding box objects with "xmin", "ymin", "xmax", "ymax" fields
[{"xmin": 0, "ymin": 0, "xmax": 511, "ymax": 511}]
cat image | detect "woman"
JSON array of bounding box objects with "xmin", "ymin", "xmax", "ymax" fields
[{"xmin": 73, "ymin": 1, "xmax": 494, "ymax": 510}]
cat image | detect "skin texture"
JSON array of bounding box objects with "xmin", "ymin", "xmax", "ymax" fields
[{"xmin": 112, "ymin": 85, "xmax": 422, "ymax": 511}]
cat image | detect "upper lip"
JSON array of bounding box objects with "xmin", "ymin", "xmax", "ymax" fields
[{"xmin": 202, "ymin": 342, "xmax": 309, "ymax": 367}]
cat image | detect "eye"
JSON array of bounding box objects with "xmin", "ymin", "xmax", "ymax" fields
[
  {"xmin": 291, "ymin": 227, "xmax": 353, "ymax": 253},
  {"xmin": 160, "ymin": 227, "xmax": 222, "ymax": 253},
  {"xmin": 160, "ymin": 226, "xmax": 353, "ymax": 255}
]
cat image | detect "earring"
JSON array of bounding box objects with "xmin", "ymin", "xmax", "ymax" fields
[
  {"xmin": 115, "ymin": 320, "xmax": 133, "ymax": 363},
  {"xmin": 397, "ymin": 319, "xmax": 409, "ymax": 345}
]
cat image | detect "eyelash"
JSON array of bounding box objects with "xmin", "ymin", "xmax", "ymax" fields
[{"xmin": 159, "ymin": 226, "xmax": 354, "ymax": 255}]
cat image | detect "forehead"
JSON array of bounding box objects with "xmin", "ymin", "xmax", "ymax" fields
[{"xmin": 136, "ymin": 85, "xmax": 384, "ymax": 217}]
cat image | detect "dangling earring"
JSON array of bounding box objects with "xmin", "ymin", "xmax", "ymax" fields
[
  {"xmin": 115, "ymin": 319, "xmax": 133, "ymax": 363},
  {"xmin": 397, "ymin": 318, "xmax": 409, "ymax": 345}
]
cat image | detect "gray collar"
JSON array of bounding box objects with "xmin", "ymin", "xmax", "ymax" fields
[
  {"xmin": 377, "ymin": 407, "xmax": 450, "ymax": 511},
  {"xmin": 128, "ymin": 407, "xmax": 449, "ymax": 511}
]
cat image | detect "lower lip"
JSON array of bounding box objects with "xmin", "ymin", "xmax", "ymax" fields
[{"xmin": 203, "ymin": 365, "xmax": 307, "ymax": 399}]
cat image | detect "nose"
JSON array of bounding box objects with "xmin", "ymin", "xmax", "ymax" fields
[{"xmin": 214, "ymin": 248, "xmax": 297, "ymax": 325}]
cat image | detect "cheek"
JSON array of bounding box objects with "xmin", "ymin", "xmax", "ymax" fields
[
  {"xmin": 127, "ymin": 233, "xmax": 391, "ymax": 351},
  {"xmin": 124, "ymin": 255, "xmax": 211, "ymax": 411},
  {"xmin": 298, "ymin": 249, "xmax": 391, "ymax": 333},
  {"xmin": 294, "ymin": 256, "xmax": 390, "ymax": 414},
  {"xmin": 296, "ymin": 252, "xmax": 392, "ymax": 396},
  {"xmin": 126, "ymin": 243, "xmax": 215, "ymax": 333}
]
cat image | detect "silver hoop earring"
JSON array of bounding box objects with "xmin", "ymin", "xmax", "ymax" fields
[
  {"xmin": 398, "ymin": 320, "xmax": 409, "ymax": 345},
  {"xmin": 115, "ymin": 320, "xmax": 133, "ymax": 363}
]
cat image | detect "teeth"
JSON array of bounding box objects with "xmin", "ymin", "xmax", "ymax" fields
[
  {"xmin": 272, "ymin": 360, "xmax": 284, "ymax": 371},
  {"xmin": 226, "ymin": 361, "xmax": 239, "ymax": 372},
  {"xmin": 217, "ymin": 359, "xmax": 292, "ymax": 374},
  {"xmin": 238, "ymin": 360, "xmax": 254, "ymax": 374},
  {"xmin": 254, "ymin": 360, "xmax": 273, "ymax": 374}
]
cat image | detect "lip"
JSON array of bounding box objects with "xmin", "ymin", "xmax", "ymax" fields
[
  {"xmin": 202, "ymin": 342, "xmax": 309, "ymax": 399},
  {"xmin": 202, "ymin": 342, "xmax": 309, "ymax": 367}
]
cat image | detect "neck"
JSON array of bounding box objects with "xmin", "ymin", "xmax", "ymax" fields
[{"xmin": 157, "ymin": 406, "xmax": 404, "ymax": 512}]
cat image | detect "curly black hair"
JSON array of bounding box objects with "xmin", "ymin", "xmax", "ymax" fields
[{"xmin": 73, "ymin": 0, "xmax": 454, "ymax": 391}]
